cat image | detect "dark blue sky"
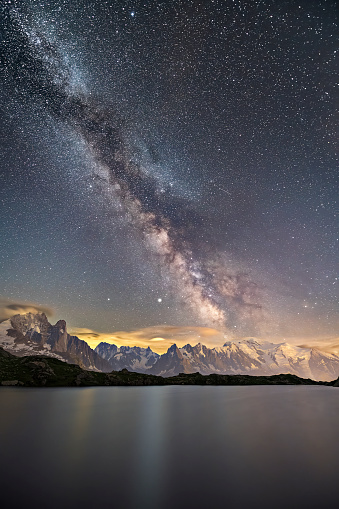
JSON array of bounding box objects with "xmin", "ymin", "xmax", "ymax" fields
[{"xmin": 0, "ymin": 0, "xmax": 337, "ymax": 343}]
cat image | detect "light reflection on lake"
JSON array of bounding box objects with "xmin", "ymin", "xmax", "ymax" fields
[{"xmin": 0, "ymin": 386, "xmax": 339, "ymax": 508}]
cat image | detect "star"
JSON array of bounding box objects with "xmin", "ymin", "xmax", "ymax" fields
[{"xmin": 0, "ymin": 1, "xmax": 336, "ymax": 341}]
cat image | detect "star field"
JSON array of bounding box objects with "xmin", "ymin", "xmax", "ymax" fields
[{"xmin": 0, "ymin": 0, "xmax": 337, "ymax": 343}]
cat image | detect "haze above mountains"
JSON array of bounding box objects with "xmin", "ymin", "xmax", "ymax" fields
[{"xmin": 0, "ymin": 313, "xmax": 339, "ymax": 382}]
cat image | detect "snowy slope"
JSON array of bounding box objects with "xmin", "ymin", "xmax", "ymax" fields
[{"xmin": 0, "ymin": 314, "xmax": 112, "ymax": 372}]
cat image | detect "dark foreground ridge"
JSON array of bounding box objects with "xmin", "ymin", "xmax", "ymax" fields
[{"xmin": 1, "ymin": 347, "xmax": 338, "ymax": 387}]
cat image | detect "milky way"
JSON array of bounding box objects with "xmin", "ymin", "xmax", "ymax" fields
[
  {"xmin": 1, "ymin": 4, "xmax": 267, "ymax": 331},
  {"xmin": 0, "ymin": 1, "xmax": 337, "ymax": 340}
]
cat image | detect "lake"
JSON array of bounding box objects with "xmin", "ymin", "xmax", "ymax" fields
[{"xmin": 0, "ymin": 386, "xmax": 338, "ymax": 508}]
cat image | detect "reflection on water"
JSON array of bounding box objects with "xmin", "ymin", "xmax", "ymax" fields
[{"xmin": 0, "ymin": 386, "xmax": 339, "ymax": 509}]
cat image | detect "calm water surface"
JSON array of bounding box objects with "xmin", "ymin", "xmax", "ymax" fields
[{"xmin": 1, "ymin": 386, "xmax": 339, "ymax": 509}]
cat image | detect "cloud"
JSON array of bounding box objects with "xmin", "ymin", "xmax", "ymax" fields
[
  {"xmin": 298, "ymin": 338, "xmax": 339, "ymax": 355},
  {"xmin": 70, "ymin": 325, "xmax": 339, "ymax": 354},
  {"xmin": 69, "ymin": 327, "xmax": 101, "ymax": 338},
  {"xmin": 0, "ymin": 297, "xmax": 54, "ymax": 322},
  {"xmin": 68, "ymin": 325, "xmax": 226, "ymax": 352}
]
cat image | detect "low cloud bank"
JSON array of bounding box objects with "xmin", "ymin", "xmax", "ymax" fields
[
  {"xmin": 0, "ymin": 297, "xmax": 53, "ymax": 322},
  {"xmin": 69, "ymin": 325, "xmax": 226, "ymax": 353}
]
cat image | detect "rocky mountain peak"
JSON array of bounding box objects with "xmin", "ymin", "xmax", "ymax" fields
[
  {"xmin": 193, "ymin": 342, "xmax": 207, "ymax": 353},
  {"xmin": 10, "ymin": 312, "xmax": 49, "ymax": 334},
  {"xmin": 49, "ymin": 319, "xmax": 68, "ymax": 352},
  {"xmin": 1, "ymin": 313, "xmax": 112, "ymax": 373},
  {"xmin": 94, "ymin": 342, "xmax": 118, "ymax": 362},
  {"xmin": 93, "ymin": 343, "xmax": 160, "ymax": 373},
  {"xmin": 168, "ymin": 343, "xmax": 180, "ymax": 354},
  {"xmin": 54, "ymin": 320, "xmax": 67, "ymax": 333},
  {"xmin": 182, "ymin": 343, "xmax": 193, "ymax": 351}
]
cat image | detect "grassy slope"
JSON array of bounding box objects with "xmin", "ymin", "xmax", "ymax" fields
[{"xmin": 0, "ymin": 347, "xmax": 334, "ymax": 387}]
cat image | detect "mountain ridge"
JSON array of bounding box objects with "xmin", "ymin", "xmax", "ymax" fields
[
  {"xmin": 1, "ymin": 313, "xmax": 339, "ymax": 381},
  {"xmin": 0, "ymin": 313, "xmax": 111, "ymax": 372},
  {"xmin": 2, "ymin": 346, "xmax": 337, "ymax": 388},
  {"xmin": 95, "ymin": 337, "xmax": 339, "ymax": 381}
]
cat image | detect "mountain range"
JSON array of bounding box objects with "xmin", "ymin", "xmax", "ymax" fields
[
  {"xmin": 2, "ymin": 345, "xmax": 335, "ymax": 388},
  {"xmin": 0, "ymin": 313, "xmax": 111, "ymax": 372},
  {"xmin": 95, "ymin": 339, "xmax": 339, "ymax": 381},
  {"xmin": 1, "ymin": 312, "xmax": 339, "ymax": 381}
]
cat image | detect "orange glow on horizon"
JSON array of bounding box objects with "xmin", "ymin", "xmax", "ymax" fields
[{"xmin": 68, "ymin": 325, "xmax": 339, "ymax": 355}]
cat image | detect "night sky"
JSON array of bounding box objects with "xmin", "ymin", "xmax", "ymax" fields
[{"xmin": 0, "ymin": 0, "xmax": 337, "ymax": 350}]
